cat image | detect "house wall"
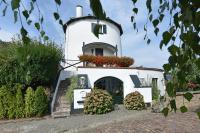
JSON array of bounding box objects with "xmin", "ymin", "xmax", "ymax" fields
[
  {"xmin": 76, "ymin": 67, "xmax": 165, "ymax": 103},
  {"xmin": 65, "ymin": 19, "xmax": 122, "ymax": 67}
]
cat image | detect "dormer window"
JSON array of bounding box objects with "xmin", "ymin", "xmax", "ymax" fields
[{"xmin": 92, "ymin": 23, "xmax": 107, "ymax": 34}]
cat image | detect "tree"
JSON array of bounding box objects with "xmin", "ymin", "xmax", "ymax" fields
[{"xmin": 1, "ymin": 0, "xmax": 199, "ymax": 117}]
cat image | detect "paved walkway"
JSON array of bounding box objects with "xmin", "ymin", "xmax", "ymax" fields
[
  {"xmin": 80, "ymin": 112, "xmax": 200, "ymax": 133},
  {"xmin": 0, "ymin": 106, "xmax": 200, "ymax": 133}
]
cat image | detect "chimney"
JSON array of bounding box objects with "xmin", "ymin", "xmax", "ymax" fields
[{"xmin": 76, "ymin": 5, "xmax": 83, "ymax": 18}]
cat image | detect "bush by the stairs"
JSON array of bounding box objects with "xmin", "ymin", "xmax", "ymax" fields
[
  {"xmin": 84, "ymin": 89, "xmax": 113, "ymax": 114},
  {"xmin": 66, "ymin": 76, "xmax": 78, "ymax": 103},
  {"xmin": 34, "ymin": 86, "xmax": 48, "ymax": 116},
  {"xmin": 15, "ymin": 85, "xmax": 25, "ymax": 118},
  {"xmin": 25, "ymin": 87, "xmax": 35, "ymax": 117},
  {"xmin": 124, "ymin": 91, "xmax": 145, "ymax": 110}
]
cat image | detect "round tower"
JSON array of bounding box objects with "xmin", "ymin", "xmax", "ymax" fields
[{"xmin": 64, "ymin": 5, "xmax": 123, "ymax": 67}]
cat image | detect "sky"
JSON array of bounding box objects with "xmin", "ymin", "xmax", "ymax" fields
[{"xmin": 0, "ymin": 0, "xmax": 170, "ymax": 69}]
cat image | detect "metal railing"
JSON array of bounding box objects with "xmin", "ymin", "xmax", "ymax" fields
[{"xmin": 51, "ymin": 61, "xmax": 82, "ymax": 115}]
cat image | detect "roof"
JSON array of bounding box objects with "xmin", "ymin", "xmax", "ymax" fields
[{"xmin": 64, "ymin": 16, "xmax": 123, "ymax": 35}]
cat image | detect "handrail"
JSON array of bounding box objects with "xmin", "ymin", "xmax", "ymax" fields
[{"xmin": 51, "ymin": 61, "xmax": 82, "ymax": 115}]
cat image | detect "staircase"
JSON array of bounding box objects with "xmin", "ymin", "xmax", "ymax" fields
[{"xmin": 52, "ymin": 79, "xmax": 71, "ymax": 118}]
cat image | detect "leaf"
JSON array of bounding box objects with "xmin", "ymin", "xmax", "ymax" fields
[
  {"xmin": 11, "ymin": 0, "xmax": 21, "ymax": 10},
  {"xmin": 183, "ymin": 92, "xmax": 193, "ymax": 102},
  {"xmin": 152, "ymin": 19, "xmax": 159, "ymax": 27},
  {"xmin": 166, "ymin": 82, "xmax": 175, "ymax": 97},
  {"xmin": 180, "ymin": 106, "xmax": 188, "ymax": 113},
  {"xmin": 147, "ymin": 39, "xmax": 151, "ymax": 44},
  {"xmin": 53, "ymin": 12, "xmax": 60, "ymax": 20},
  {"xmin": 59, "ymin": 19, "xmax": 63, "ymax": 25},
  {"xmin": 14, "ymin": 11, "xmax": 18, "ymax": 23},
  {"xmin": 163, "ymin": 63, "xmax": 171, "ymax": 72},
  {"xmin": 93, "ymin": 24, "xmax": 100, "ymax": 38},
  {"xmin": 159, "ymin": 14, "xmax": 164, "ymax": 22},
  {"xmin": 170, "ymin": 99, "xmax": 177, "ymax": 112},
  {"xmin": 132, "ymin": 0, "xmax": 137, "ymax": 4},
  {"xmin": 154, "ymin": 28, "xmax": 159, "ymax": 36},
  {"xmin": 22, "ymin": 10, "xmax": 29, "ymax": 20},
  {"xmin": 132, "ymin": 8, "xmax": 138, "ymax": 14},
  {"xmin": 44, "ymin": 36, "xmax": 49, "ymax": 41},
  {"xmin": 34, "ymin": 23, "xmax": 40, "ymax": 30},
  {"xmin": 29, "ymin": 2, "xmax": 34, "ymax": 14},
  {"xmin": 2, "ymin": 5, "xmax": 7, "ymax": 16},
  {"xmin": 133, "ymin": 22, "xmax": 136, "ymax": 29},
  {"xmin": 90, "ymin": 0, "xmax": 106, "ymax": 19},
  {"xmin": 162, "ymin": 107, "xmax": 169, "ymax": 117},
  {"xmin": 131, "ymin": 16, "xmax": 134, "ymax": 22},
  {"xmin": 20, "ymin": 27, "xmax": 28, "ymax": 36},
  {"xmin": 146, "ymin": 0, "xmax": 152, "ymax": 13},
  {"xmin": 162, "ymin": 31, "xmax": 172, "ymax": 45},
  {"xmin": 40, "ymin": 16, "xmax": 44, "ymax": 23},
  {"xmin": 55, "ymin": 0, "xmax": 61, "ymax": 5},
  {"xmin": 40, "ymin": 31, "xmax": 45, "ymax": 37},
  {"xmin": 197, "ymin": 112, "xmax": 200, "ymax": 119},
  {"xmin": 149, "ymin": 14, "xmax": 153, "ymax": 21},
  {"xmin": 27, "ymin": 20, "xmax": 32, "ymax": 25},
  {"xmin": 168, "ymin": 45, "xmax": 179, "ymax": 55}
]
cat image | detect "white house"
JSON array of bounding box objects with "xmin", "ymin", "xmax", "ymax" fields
[{"xmin": 51, "ymin": 5, "xmax": 166, "ymax": 116}]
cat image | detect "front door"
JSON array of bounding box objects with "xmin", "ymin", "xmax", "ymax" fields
[{"xmin": 94, "ymin": 77, "xmax": 123, "ymax": 104}]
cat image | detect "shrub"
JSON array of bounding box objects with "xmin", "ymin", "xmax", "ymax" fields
[
  {"xmin": 0, "ymin": 86, "xmax": 9, "ymax": 119},
  {"xmin": 0, "ymin": 40, "xmax": 63, "ymax": 88},
  {"xmin": 124, "ymin": 91, "xmax": 145, "ymax": 110},
  {"xmin": 7, "ymin": 93, "xmax": 16, "ymax": 119},
  {"xmin": 15, "ymin": 84, "xmax": 25, "ymax": 118},
  {"xmin": 66, "ymin": 77, "xmax": 78, "ymax": 103},
  {"xmin": 25, "ymin": 87, "xmax": 35, "ymax": 117},
  {"xmin": 152, "ymin": 83, "xmax": 160, "ymax": 100},
  {"xmin": 84, "ymin": 89, "xmax": 113, "ymax": 114},
  {"xmin": 34, "ymin": 86, "xmax": 48, "ymax": 116}
]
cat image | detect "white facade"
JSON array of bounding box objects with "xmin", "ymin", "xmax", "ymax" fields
[
  {"xmin": 57, "ymin": 6, "xmax": 166, "ymax": 110},
  {"xmin": 77, "ymin": 67, "xmax": 165, "ymax": 97}
]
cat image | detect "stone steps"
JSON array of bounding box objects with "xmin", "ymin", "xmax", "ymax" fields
[{"xmin": 52, "ymin": 78, "xmax": 71, "ymax": 118}]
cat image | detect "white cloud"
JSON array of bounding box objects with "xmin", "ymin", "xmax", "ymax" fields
[{"xmin": 0, "ymin": 29, "xmax": 13, "ymax": 42}]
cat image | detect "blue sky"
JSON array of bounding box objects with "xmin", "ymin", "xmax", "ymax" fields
[{"xmin": 0, "ymin": 0, "xmax": 169, "ymax": 68}]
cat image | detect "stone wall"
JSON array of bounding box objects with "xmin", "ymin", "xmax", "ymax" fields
[{"xmin": 175, "ymin": 92, "xmax": 200, "ymax": 111}]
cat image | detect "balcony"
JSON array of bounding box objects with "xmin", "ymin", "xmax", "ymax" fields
[
  {"xmin": 82, "ymin": 42, "xmax": 118, "ymax": 56},
  {"xmin": 79, "ymin": 55, "xmax": 134, "ymax": 68}
]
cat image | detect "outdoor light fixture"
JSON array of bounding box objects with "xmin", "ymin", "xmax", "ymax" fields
[{"xmin": 79, "ymin": 76, "xmax": 86, "ymax": 88}]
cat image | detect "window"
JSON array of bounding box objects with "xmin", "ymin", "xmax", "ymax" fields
[
  {"xmin": 92, "ymin": 23, "xmax": 107, "ymax": 34},
  {"xmin": 95, "ymin": 48, "xmax": 103, "ymax": 56}
]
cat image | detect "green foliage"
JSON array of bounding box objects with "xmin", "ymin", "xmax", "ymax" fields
[
  {"xmin": 15, "ymin": 84, "xmax": 25, "ymax": 118},
  {"xmin": 66, "ymin": 77, "xmax": 77, "ymax": 103},
  {"xmin": 25, "ymin": 87, "xmax": 35, "ymax": 117},
  {"xmin": 84, "ymin": 89, "xmax": 113, "ymax": 114},
  {"xmin": 34, "ymin": 86, "xmax": 48, "ymax": 116},
  {"xmin": 0, "ymin": 86, "xmax": 16, "ymax": 119},
  {"xmin": 0, "ymin": 40, "xmax": 62, "ymax": 88},
  {"xmin": 0, "ymin": 86, "xmax": 10, "ymax": 119},
  {"xmin": 124, "ymin": 91, "xmax": 145, "ymax": 110},
  {"xmin": 152, "ymin": 83, "xmax": 160, "ymax": 100}
]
